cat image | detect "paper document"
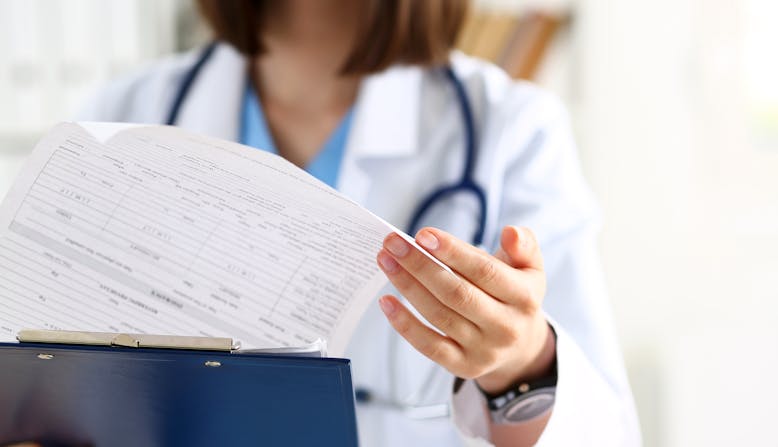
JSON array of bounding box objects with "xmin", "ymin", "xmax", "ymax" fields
[{"xmin": 0, "ymin": 123, "xmax": 428, "ymax": 356}]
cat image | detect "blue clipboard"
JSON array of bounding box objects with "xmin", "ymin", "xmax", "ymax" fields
[{"xmin": 0, "ymin": 338, "xmax": 359, "ymax": 446}]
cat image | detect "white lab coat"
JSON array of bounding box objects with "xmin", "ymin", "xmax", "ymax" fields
[{"xmin": 78, "ymin": 43, "xmax": 641, "ymax": 446}]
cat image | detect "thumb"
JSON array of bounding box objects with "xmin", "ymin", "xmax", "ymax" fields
[{"xmin": 495, "ymin": 226, "xmax": 543, "ymax": 270}]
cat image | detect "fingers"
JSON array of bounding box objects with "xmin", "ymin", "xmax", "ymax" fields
[
  {"xmin": 377, "ymin": 250, "xmax": 480, "ymax": 342},
  {"xmin": 376, "ymin": 227, "xmax": 552, "ymax": 386},
  {"xmin": 498, "ymin": 226, "xmax": 544, "ymax": 271},
  {"xmin": 381, "ymin": 233, "xmax": 501, "ymax": 325},
  {"xmin": 378, "ymin": 295, "xmax": 465, "ymax": 371},
  {"xmin": 414, "ymin": 227, "xmax": 543, "ymax": 304}
]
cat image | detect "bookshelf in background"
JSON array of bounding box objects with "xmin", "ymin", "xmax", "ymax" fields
[{"xmin": 456, "ymin": 9, "xmax": 570, "ymax": 81}]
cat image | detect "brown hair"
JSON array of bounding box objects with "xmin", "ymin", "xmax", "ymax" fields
[{"xmin": 196, "ymin": 0, "xmax": 469, "ymax": 74}]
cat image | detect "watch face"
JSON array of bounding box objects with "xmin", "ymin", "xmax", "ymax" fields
[{"xmin": 502, "ymin": 389, "xmax": 556, "ymax": 423}]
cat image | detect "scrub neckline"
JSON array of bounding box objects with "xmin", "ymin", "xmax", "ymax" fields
[{"xmin": 239, "ymin": 81, "xmax": 354, "ymax": 189}]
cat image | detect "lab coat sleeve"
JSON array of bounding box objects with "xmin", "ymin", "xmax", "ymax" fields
[
  {"xmin": 451, "ymin": 318, "xmax": 638, "ymax": 446},
  {"xmin": 449, "ymin": 85, "xmax": 641, "ymax": 446}
]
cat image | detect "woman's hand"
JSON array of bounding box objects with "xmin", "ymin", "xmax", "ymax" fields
[{"xmin": 376, "ymin": 225, "xmax": 556, "ymax": 394}]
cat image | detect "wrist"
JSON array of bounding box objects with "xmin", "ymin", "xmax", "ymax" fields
[{"xmin": 476, "ymin": 320, "xmax": 557, "ymax": 395}]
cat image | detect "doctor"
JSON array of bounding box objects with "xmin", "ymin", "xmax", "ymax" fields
[{"xmin": 78, "ymin": 0, "xmax": 640, "ymax": 445}]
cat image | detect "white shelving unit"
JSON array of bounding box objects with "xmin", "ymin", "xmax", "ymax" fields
[
  {"xmin": 0, "ymin": 0, "xmax": 199, "ymax": 197},
  {"xmin": 0, "ymin": 0, "xmax": 188, "ymax": 142}
]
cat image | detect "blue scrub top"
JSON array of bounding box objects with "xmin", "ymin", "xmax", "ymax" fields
[{"xmin": 239, "ymin": 82, "xmax": 354, "ymax": 189}]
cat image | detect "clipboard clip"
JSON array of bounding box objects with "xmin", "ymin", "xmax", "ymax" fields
[{"xmin": 17, "ymin": 329, "xmax": 237, "ymax": 351}]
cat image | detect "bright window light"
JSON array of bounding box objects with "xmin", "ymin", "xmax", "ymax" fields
[{"xmin": 744, "ymin": 0, "xmax": 778, "ymax": 148}]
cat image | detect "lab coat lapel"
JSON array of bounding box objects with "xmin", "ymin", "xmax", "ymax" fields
[
  {"xmin": 175, "ymin": 43, "xmax": 246, "ymax": 142},
  {"xmin": 338, "ymin": 66, "xmax": 424, "ymax": 206},
  {"xmin": 171, "ymin": 43, "xmax": 425, "ymax": 211}
]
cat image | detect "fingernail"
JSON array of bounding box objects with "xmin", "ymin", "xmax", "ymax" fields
[
  {"xmin": 416, "ymin": 231, "xmax": 439, "ymax": 251},
  {"xmin": 377, "ymin": 251, "xmax": 399, "ymax": 273},
  {"xmin": 516, "ymin": 227, "xmax": 528, "ymax": 249},
  {"xmin": 378, "ymin": 296, "xmax": 396, "ymax": 317},
  {"xmin": 385, "ymin": 235, "xmax": 409, "ymax": 257}
]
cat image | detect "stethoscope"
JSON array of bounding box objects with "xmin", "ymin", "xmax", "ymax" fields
[{"xmin": 167, "ymin": 42, "xmax": 488, "ymax": 419}]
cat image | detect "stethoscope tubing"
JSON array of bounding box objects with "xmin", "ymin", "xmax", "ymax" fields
[
  {"xmin": 406, "ymin": 66, "xmax": 486, "ymax": 247},
  {"xmin": 167, "ymin": 43, "xmax": 488, "ymax": 419},
  {"xmin": 165, "ymin": 41, "xmax": 218, "ymax": 126}
]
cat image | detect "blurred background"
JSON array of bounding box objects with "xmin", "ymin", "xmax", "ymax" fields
[{"xmin": 1, "ymin": 0, "xmax": 777, "ymax": 445}]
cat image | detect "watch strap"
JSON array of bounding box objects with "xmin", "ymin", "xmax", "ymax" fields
[{"xmin": 482, "ymin": 367, "xmax": 558, "ymax": 412}]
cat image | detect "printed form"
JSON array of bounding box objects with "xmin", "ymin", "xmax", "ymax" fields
[{"xmin": 0, "ymin": 123, "xmax": 403, "ymax": 356}]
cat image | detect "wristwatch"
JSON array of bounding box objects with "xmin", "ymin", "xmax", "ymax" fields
[{"xmin": 480, "ymin": 362, "xmax": 558, "ymax": 424}]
